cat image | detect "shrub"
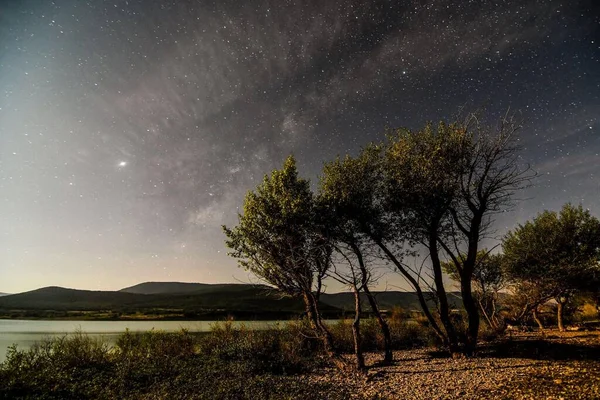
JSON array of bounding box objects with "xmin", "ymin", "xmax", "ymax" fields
[
  {"xmin": 198, "ymin": 321, "xmax": 318, "ymax": 374},
  {"xmin": 328, "ymin": 316, "xmax": 440, "ymax": 354},
  {"xmin": 114, "ymin": 329, "xmax": 196, "ymax": 360},
  {"xmin": 0, "ymin": 325, "xmax": 349, "ymax": 400}
]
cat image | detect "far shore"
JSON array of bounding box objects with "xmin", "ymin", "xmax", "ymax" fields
[{"xmin": 0, "ymin": 311, "xmax": 348, "ymax": 322}]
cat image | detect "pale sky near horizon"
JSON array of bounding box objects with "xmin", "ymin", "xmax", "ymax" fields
[{"xmin": 1, "ymin": 0, "xmax": 599, "ymax": 294}]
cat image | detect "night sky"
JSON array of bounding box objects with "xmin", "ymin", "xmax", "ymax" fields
[{"xmin": 1, "ymin": 0, "xmax": 599, "ymax": 293}]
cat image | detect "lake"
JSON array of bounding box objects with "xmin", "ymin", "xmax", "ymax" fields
[{"xmin": 0, "ymin": 319, "xmax": 282, "ymax": 362}]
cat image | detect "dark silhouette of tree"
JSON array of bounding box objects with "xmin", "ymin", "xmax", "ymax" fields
[
  {"xmin": 384, "ymin": 122, "xmax": 468, "ymax": 353},
  {"xmin": 439, "ymin": 112, "xmax": 531, "ymax": 353}
]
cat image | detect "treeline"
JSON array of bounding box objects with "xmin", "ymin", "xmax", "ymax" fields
[{"xmin": 224, "ymin": 111, "xmax": 600, "ymax": 370}]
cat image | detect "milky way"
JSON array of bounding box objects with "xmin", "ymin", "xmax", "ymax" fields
[{"xmin": 1, "ymin": 0, "xmax": 598, "ymax": 292}]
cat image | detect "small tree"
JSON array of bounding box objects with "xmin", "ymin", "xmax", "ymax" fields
[
  {"xmin": 503, "ymin": 203, "xmax": 600, "ymax": 331},
  {"xmin": 223, "ymin": 156, "xmax": 336, "ymax": 355},
  {"xmin": 503, "ymin": 279, "xmax": 556, "ymax": 331},
  {"xmin": 325, "ymin": 245, "xmax": 368, "ymax": 370}
]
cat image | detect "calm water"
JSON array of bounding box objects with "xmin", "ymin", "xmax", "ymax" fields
[{"xmin": 0, "ymin": 319, "xmax": 281, "ymax": 362}]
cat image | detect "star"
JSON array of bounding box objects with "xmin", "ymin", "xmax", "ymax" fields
[{"xmin": 0, "ymin": 0, "xmax": 597, "ymax": 294}]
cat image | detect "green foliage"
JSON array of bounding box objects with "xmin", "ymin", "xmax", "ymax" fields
[
  {"xmin": 198, "ymin": 321, "xmax": 318, "ymax": 374},
  {"xmin": 0, "ymin": 318, "xmax": 448, "ymax": 399},
  {"xmin": 0, "ymin": 332, "xmax": 112, "ymax": 400},
  {"xmin": 0, "ymin": 325, "xmax": 350, "ymax": 400},
  {"xmin": 442, "ymin": 250, "xmax": 504, "ymax": 291},
  {"xmin": 114, "ymin": 329, "xmax": 196, "ymax": 360},
  {"xmin": 223, "ymin": 156, "xmax": 328, "ymax": 297},
  {"xmin": 503, "ymin": 203, "xmax": 600, "ymax": 294},
  {"xmin": 318, "ymin": 145, "xmax": 391, "ymax": 242},
  {"xmin": 502, "ymin": 203, "xmax": 600, "ymax": 328},
  {"xmin": 384, "ymin": 122, "xmax": 470, "ymax": 231}
]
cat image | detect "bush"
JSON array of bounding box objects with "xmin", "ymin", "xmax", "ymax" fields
[
  {"xmin": 0, "ymin": 322, "xmax": 347, "ymax": 400},
  {"xmin": 328, "ymin": 315, "xmax": 440, "ymax": 354},
  {"xmin": 114, "ymin": 329, "xmax": 196, "ymax": 360},
  {"xmin": 0, "ymin": 316, "xmax": 445, "ymax": 399},
  {"xmin": 0, "ymin": 332, "xmax": 113, "ymax": 399},
  {"xmin": 198, "ymin": 320, "xmax": 319, "ymax": 374}
]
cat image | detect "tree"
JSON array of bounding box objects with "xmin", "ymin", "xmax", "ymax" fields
[
  {"xmin": 503, "ymin": 279, "xmax": 556, "ymax": 331},
  {"xmin": 223, "ymin": 156, "xmax": 336, "ymax": 357},
  {"xmin": 385, "ymin": 122, "xmax": 468, "ymax": 353},
  {"xmin": 324, "ymin": 245, "xmax": 368, "ymax": 370},
  {"xmin": 385, "ymin": 112, "xmax": 531, "ymax": 354},
  {"xmin": 442, "ymin": 250, "xmax": 507, "ymax": 332},
  {"xmin": 317, "ymin": 148, "xmax": 395, "ymax": 364},
  {"xmin": 503, "ymin": 204, "xmax": 600, "ymax": 331}
]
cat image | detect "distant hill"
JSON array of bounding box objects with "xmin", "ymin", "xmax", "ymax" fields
[
  {"xmin": 120, "ymin": 281, "xmax": 269, "ymax": 295},
  {"xmin": 0, "ymin": 285, "xmax": 339, "ymax": 319},
  {"xmin": 0, "ymin": 287, "xmax": 150, "ymax": 310},
  {"xmin": 0, "ymin": 293, "xmax": 9, "ymax": 297},
  {"xmin": 0, "ymin": 282, "xmax": 470, "ymax": 320}
]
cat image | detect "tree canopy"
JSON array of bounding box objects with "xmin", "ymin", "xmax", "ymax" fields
[
  {"xmin": 503, "ymin": 203, "xmax": 600, "ymax": 294},
  {"xmin": 223, "ymin": 155, "xmax": 328, "ymax": 297},
  {"xmin": 503, "ymin": 203, "xmax": 600, "ymax": 330}
]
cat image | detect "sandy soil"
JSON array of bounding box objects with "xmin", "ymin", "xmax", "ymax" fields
[{"xmin": 307, "ymin": 331, "xmax": 600, "ymax": 400}]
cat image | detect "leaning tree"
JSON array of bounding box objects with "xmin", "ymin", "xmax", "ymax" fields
[
  {"xmin": 223, "ymin": 156, "xmax": 336, "ymax": 357},
  {"xmin": 317, "ymin": 147, "xmax": 395, "ymax": 364}
]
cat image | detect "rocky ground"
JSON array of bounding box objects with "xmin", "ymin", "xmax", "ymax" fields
[{"xmin": 307, "ymin": 331, "xmax": 600, "ymax": 400}]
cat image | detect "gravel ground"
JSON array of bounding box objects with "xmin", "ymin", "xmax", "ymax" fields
[{"xmin": 307, "ymin": 332, "xmax": 600, "ymax": 400}]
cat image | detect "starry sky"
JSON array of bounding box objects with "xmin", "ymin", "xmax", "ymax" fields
[{"xmin": 0, "ymin": 0, "xmax": 599, "ymax": 293}]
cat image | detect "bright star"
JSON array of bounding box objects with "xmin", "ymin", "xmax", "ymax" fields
[{"xmin": 118, "ymin": 161, "xmax": 128, "ymax": 167}]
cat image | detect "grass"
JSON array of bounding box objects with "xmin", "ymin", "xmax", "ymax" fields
[{"xmin": 0, "ymin": 318, "xmax": 438, "ymax": 399}]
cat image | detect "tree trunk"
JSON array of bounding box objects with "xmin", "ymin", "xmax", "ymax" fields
[
  {"xmin": 350, "ymin": 242, "xmax": 392, "ymax": 363},
  {"xmin": 556, "ymin": 300, "xmax": 565, "ymax": 332},
  {"xmin": 364, "ymin": 285, "xmax": 393, "ymax": 363},
  {"xmin": 374, "ymin": 240, "xmax": 448, "ymax": 345},
  {"xmin": 460, "ymin": 277, "xmax": 480, "ymax": 356},
  {"xmin": 303, "ymin": 292, "xmax": 318, "ymax": 329},
  {"xmin": 459, "ymin": 211, "xmax": 483, "ymax": 355},
  {"xmin": 303, "ymin": 292, "xmax": 337, "ymax": 359},
  {"xmin": 352, "ymin": 287, "xmax": 365, "ymax": 370},
  {"xmin": 532, "ymin": 306, "xmax": 544, "ymax": 331},
  {"xmin": 429, "ymin": 233, "xmax": 459, "ymax": 354},
  {"xmin": 478, "ymin": 296, "xmax": 494, "ymax": 330}
]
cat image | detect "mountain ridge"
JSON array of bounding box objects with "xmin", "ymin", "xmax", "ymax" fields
[
  {"xmin": 0, "ymin": 282, "xmax": 466, "ymax": 318},
  {"xmin": 119, "ymin": 281, "xmax": 270, "ymax": 295},
  {"xmin": 0, "ymin": 284, "xmax": 339, "ymax": 320}
]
